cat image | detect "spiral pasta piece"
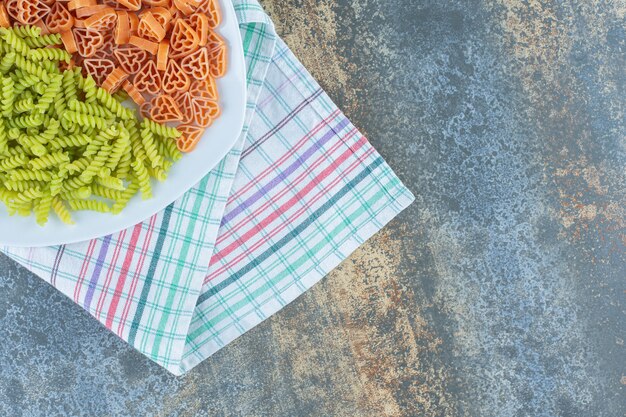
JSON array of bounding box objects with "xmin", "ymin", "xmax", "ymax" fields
[
  {"xmin": 68, "ymin": 98, "xmax": 114, "ymax": 118},
  {"xmin": 11, "ymin": 25, "xmax": 41, "ymax": 39},
  {"xmin": 0, "ymin": 153, "xmax": 27, "ymax": 171},
  {"xmin": 10, "ymin": 169, "xmax": 53, "ymax": 181},
  {"xmin": 62, "ymin": 69, "xmax": 77, "ymax": 102},
  {"xmin": 96, "ymin": 174, "xmax": 125, "ymax": 191},
  {"xmin": 61, "ymin": 175, "xmax": 88, "ymax": 192},
  {"xmin": 14, "ymin": 97, "xmax": 33, "ymax": 113},
  {"xmin": 14, "ymin": 54, "xmax": 50, "ymax": 83},
  {"xmin": 111, "ymin": 179, "xmax": 139, "ymax": 214},
  {"xmin": 34, "ymin": 192, "xmax": 52, "ymax": 225},
  {"xmin": 139, "ymin": 127, "xmax": 162, "ymax": 168},
  {"xmin": 29, "ymin": 151, "xmax": 70, "ymax": 170},
  {"xmin": 0, "ymin": 28, "xmax": 31, "ymax": 55},
  {"xmin": 81, "ymin": 75, "xmax": 98, "ymax": 103},
  {"xmin": 113, "ymin": 149, "xmax": 131, "ymax": 179},
  {"xmin": 0, "ymin": 51, "xmax": 15, "ymax": 75},
  {"xmin": 49, "ymin": 133, "xmax": 91, "ymax": 149},
  {"xmin": 53, "ymin": 91, "xmax": 66, "ymax": 119},
  {"xmin": 95, "ymin": 87, "xmax": 133, "ymax": 120},
  {"xmin": 14, "ymin": 187, "xmax": 43, "ymax": 203},
  {"xmin": 22, "ymin": 33, "xmax": 62, "ymax": 48},
  {"xmin": 91, "ymin": 184, "xmax": 124, "ymax": 200},
  {"xmin": 106, "ymin": 127, "xmax": 130, "ymax": 171},
  {"xmin": 3, "ymin": 179, "xmax": 46, "ymax": 192},
  {"xmin": 68, "ymin": 199, "xmax": 110, "ymax": 212},
  {"xmin": 63, "ymin": 110, "xmax": 109, "ymax": 130},
  {"xmin": 147, "ymin": 165, "xmax": 167, "ymax": 182},
  {"xmin": 36, "ymin": 74, "xmax": 62, "ymax": 113},
  {"xmin": 131, "ymin": 158, "xmax": 151, "ymax": 199},
  {"xmin": 60, "ymin": 186, "xmax": 91, "ymax": 200},
  {"xmin": 79, "ymin": 143, "xmax": 111, "ymax": 181},
  {"xmin": 141, "ymin": 118, "xmax": 181, "ymax": 139},
  {"xmin": 84, "ymin": 125, "xmax": 117, "ymax": 156},
  {"xmin": 52, "ymin": 197, "xmax": 73, "ymax": 224},
  {"xmin": 1, "ymin": 75, "xmax": 14, "ymax": 117},
  {"xmin": 0, "ymin": 118, "xmax": 6, "ymax": 155},
  {"xmin": 157, "ymin": 136, "xmax": 182, "ymax": 162},
  {"xmin": 11, "ymin": 114, "xmax": 43, "ymax": 130},
  {"xmin": 29, "ymin": 48, "xmax": 70, "ymax": 64}
]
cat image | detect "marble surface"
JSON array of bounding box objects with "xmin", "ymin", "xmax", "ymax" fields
[{"xmin": 0, "ymin": 0, "xmax": 624, "ymax": 415}]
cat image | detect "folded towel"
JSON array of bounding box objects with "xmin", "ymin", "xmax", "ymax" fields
[{"xmin": 2, "ymin": 0, "xmax": 414, "ymax": 375}]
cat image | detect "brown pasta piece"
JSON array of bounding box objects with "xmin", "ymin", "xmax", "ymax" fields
[
  {"xmin": 192, "ymin": 97, "xmax": 218, "ymax": 127},
  {"xmin": 156, "ymin": 39, "xmax": 168, "ymax": 71},
  {"xmin": 0, "ymin": 2, "xmax": 11, "ymax": 27},
  {"xmin": 83, "ymin": 6, "xmax": 116, "ymax": 31},
  {"xmin": 173, "ymin": 91, "xmax": 194, "ymax": 124},
  {"xmin": 208, "ymin": 41, "xmax": 225, "ymax": 78},
  {"xmin": 137, "ymin": 10, "xmax": 165, "ymax": 42},
  {"xmin": 180, "ymin": 46, "xmax": 210, "ymax": 80},
  {"xmin": 127, "ymin": 8, "xmax": 138, "ymax": 32},
  {"xmin": 73, "ymin": 27, "xmax": 104, "ymax": 57},
  {"xmin": 75, "ymin": 3, "xmax": 107, "ymax": 17},
  {"xmin": 176, "ymin": 124, "xmax": 203, "ymax": 152},
  {"xmin": 169, "ymin": 18, "xmax": 198, "ymax": 59},
  {"xmin": 142, "ymin": 0, "xmax": 167, "ymax": 6},
  {"xmin": 4, "ymin": 0, "xmax": 18, "ymax": 22},
  {"xmin": 82, "ymin": 56, "xmax": 115, "ymax": 84},
  {"xmin": 115, "ymin": 0, "xmax": 139, "ymax": 11},
  {"xmin": 60, "ymin": 30, "xmax": 78, "ymax": 53},
  {"xmin": 189, "ymin": 77, "xmax": 217, "ymax": 101},
  {"xmin": 162, "ymin": 59, "xmax": 189, "ymax": 94},
  {"xmin": 139, "ymin": 100, "xmax": 151, "ymax": 118},
  {"xmin": 133, "ymin": 59, "xmax": 161, "ymax": 94},
  {"xmin": 68, "ymin": 0, "xmax": 96, "ymax": 10},
  {"xmin": 114, "ymin": 9, "xmax": 129, "ymax": 44},
  {"xmin": 196, "ymin": 0, "xmax": 219, "ymax": 28},
  {"xmin": 45, "ymin": 1, "xmax": 73, "ymax": 32},
  {"xmin": 150, "ymin": 94, "xmax": 183, "ymax": 123},
  {"xmin": 146, "ymin": 6, "xmax": 171, "ymax": 31},
  {"xmin": 172, "ymin": 0, "xmax": 195, "ymax": 16},
  {"xmin": 185, "ymin": 12, "xmax": 208, "ymax": 46},
  {"xmin": 15, "ymin": 0, "xmax": 50, "ymax": 25},
  {"xmin": 101, "ymin": 67, "xmax": 129, "ymax": 93},
  {"xmin": 122, "ymin": 79, "xmax": 145, "ymax": 105},
  {"xmin": 129, "ymin": 34, "xmax": 158, "ymax": 54},
  {"xmin": 113, "ymin": 44, "xmax": 149, "ymax": 74}
]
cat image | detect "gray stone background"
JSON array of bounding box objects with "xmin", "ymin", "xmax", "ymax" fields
[{"xmin": 0, "ymin": 0, "xmax": 624, "ymax": 416}]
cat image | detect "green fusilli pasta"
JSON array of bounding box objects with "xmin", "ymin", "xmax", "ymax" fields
[
  {"xmin": 0, "ymin": 154, "xmax": 27, "ymax": 171},
  {"xmin": 0, "ymin": 27, "xmax": 184, "ymax": 225},
  {"xmin": 139, "ymin": 128, "xmax": 163, "ymax": 168},
  {"xmin": 11, "ymin": 25, "xmax": 41, "ymax": 39},
  {"xmin": 22, "ymin": 33, "xmax": 62, "ymax": 49},
  {"xmin": 0, "ymin": 51, "xmax": 15, "ymax": 75},
  {"xmin": 28, "ymin": 151, "xmax": 70, "ymax": 170},
  {"xmin": 52, "ymin": 197, "xmax": 73, "ymax": 224},
  {"xmin": 63, "ymin": 110, "xmax": 109, "ymax": 130},
  {"xmin": 0, "ymin": 28, "xmax": 31, "ymax": 55},
  {"xmin": 28, "ymin": 48, "xmax": 71, "ymax": 64},
  {"xmin": 67, "ymin": 199, "xmax": 110, "ymax": 213},
  {"xmin": 141, "ymin": 119, "xmax": 181, "ymax": 139},
  {"xmin": 95, "ymin": 87, "xmax": 133, "ymax": 120},
  {"xmin": 14, "ymin": 97, "xmax": 33, "ymax": 113}
]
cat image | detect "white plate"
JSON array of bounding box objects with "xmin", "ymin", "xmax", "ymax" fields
[{"xmin": 0, "ymin": 0, "xmax": 246, "ymax": 247}]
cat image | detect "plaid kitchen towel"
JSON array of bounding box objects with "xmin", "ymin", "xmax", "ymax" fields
[{"xmin": 1, "ymin": 0, "xmax": 414, "ymax": 375}]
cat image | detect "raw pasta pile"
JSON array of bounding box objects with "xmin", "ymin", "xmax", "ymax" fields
[
  {"xmin": 0, "ymin": 0, "xmax": 226, "ymax": 152},
  {"xmin": 0, "ymin": 25, "xmax": 182, "ymax": 225}
]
